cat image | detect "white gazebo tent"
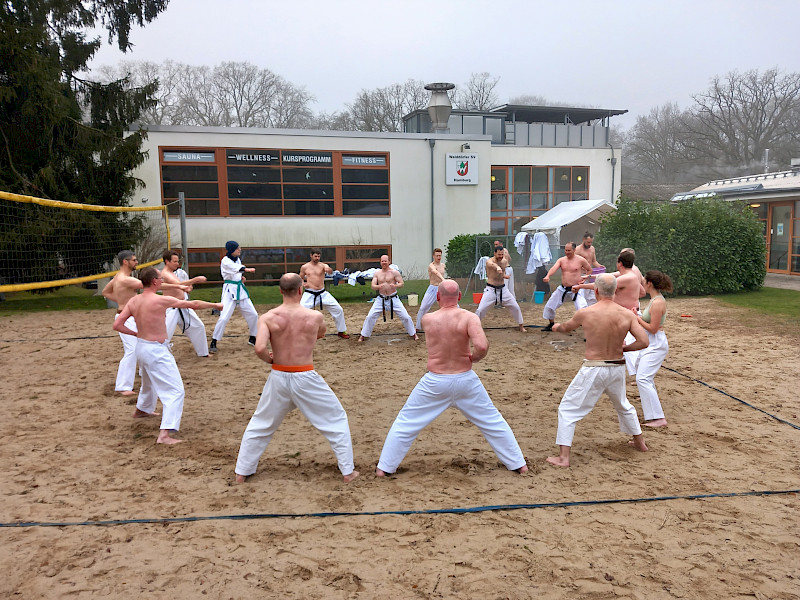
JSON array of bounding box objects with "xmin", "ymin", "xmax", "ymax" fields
[{"xmin": 521, "ymin": 199, "xmax": 616, "ymax": 248}]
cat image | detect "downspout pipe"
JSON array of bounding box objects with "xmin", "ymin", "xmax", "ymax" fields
[
  {"xmin": 429, "ymin": 138, "xmax": 435, "ymax": 250},
  {"xmin": 608, "ymin": 142, "xmax": 617, "ymax": 204}
]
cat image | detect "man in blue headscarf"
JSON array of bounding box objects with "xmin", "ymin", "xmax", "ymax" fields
[{"xmin": 210, "ymin": 241, "xmax": 259, "ymax": 353}]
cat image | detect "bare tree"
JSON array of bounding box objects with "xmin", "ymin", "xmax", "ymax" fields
[
  {"xmin": 624, "ymin": 103, "xmax": 696, "ymax": 183},
  {"xmin": 684, "ymin": 68, "xmax": 800, "ymax": 177},
  {"xmin": 454, "ymin": 72, "xmax": 500, "ymax": 110},
  {"xmin": 347, "ymin": 79, "xmax": 427, "ymax": 132},
  {"xmin": 97, "ymin": 60, "xmax": 187, "ymax": 125}
]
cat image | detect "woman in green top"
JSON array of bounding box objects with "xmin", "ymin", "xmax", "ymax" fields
[{"xmin": 634, "ymin": 270, "xmax": 673, "ymax": 427}]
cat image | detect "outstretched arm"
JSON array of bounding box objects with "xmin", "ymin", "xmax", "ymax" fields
[
  {"xmin": 543, "ymin": 259, "xmax": 562, "ymax": 282},
  {"xmin": 553, "ymin": 312, "xmax": 582, "ymax": 334}
]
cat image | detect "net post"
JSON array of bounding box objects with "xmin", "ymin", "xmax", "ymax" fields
[{"xmin": 179, "ymin": 192, "xmax": 188, "ymax": 271}]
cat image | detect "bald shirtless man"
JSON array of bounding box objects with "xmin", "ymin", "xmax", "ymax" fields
[
  {"xmin": 546, "ymin": 274, "xmax": 649, "ymax": 468},
  {"xmin": 161, "ymin": 250, "xmax": 210, "ymax": 356},
  {"xmin": 102, "ymin": 250, "xmax": 143, "ymax": 396},
  {"xmin": 376, "ymin": 280, "xmax": 528, "ymax": 476},
  {"xmin": 475, "ymin": 246, "xmax": 526, "ymax": 332},
  {"xmin": 541, "ymin": 242, "xmax": 592, "ymax": 331},
  {"xmin": 358, "ymin": 255, "xmax": 417, "ymax": 342},
  {"xmin": 235, "ymin": 273, "xmax": 359, "ymax": 483},
  {"xmin": 415, "ymin": 248, "xmax": 447, "ymax": 332},
  {"xmin": 299, "ymin": 249, "xmax": 350, "ymax": 339},
  {"xmin": 112, "ymin": 267, "xmax": 223, "ymax": 444}
]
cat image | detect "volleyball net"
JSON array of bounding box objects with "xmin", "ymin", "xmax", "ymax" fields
[{"xmin": 0, "ymin": 191, "xmax": 173, "ymax": 293}]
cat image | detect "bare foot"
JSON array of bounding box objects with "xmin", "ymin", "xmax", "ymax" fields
[
  {"xmin": 518, "ymin": 325, "xmax": 527, "ymax": 332},
  {"xmin": 119, "ymin": 390, "xmax": 136, "ymax": 397},
  {"xmin": 235, "ymin": 474, "xmax": 247, "ymax": 484},
  {"xmin": 628, "ymin": 435, "xmax": 648, "ymax": 452},
  {"xmin": 133, "ymin": 408, "xmax": 159, "ymax": 418},
  {"xmin": 546, "ymin": 456, "xmax": 570, "ymax": 467},
  {"xmin": 514, "ymin": 465, "xmax": 529, "ymax": 474},
  {"xmin": 410, "ymin": 333, "xmax": 419, "ymax": 341},
  {"xmin": 357, "ymin": 335, "xmax": 367, "ymax": 343},
  {"xmin": 645, "ymin": 418, "xmax": 668, "ymax": 428},
  {"xmin": 156, "ymin": 430, "xmax": 183, "ymax": 445},
  {"xmin": 343, "ymin": 470, "xmax": 360, "ymax": 482}
]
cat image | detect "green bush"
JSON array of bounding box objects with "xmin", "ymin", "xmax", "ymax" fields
[
  {"xmin": 445, "ymin": 233, "xmax": 489, "ymax": 278},
  {"xmin": 595, "ymin": 196, "xmax": 766, "ymax": 295}
]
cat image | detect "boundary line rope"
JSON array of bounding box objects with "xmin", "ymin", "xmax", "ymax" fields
[{"xmin": 2, "ymin": 488, "xmax": 797, "ymax": 529}]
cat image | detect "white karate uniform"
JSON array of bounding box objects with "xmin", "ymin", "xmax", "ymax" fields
[
  {"xmin": 475, "ymin": 284, "xmax": 524, "ymax": 324},
  {"xmin": 623, "ymin": 309, "xmax": 643, "ymax": 375},
  {"xmin": 114, "ymin": 313, "xmax": 138, "ymax": 392},
  {"xmin": 555, "ymin": 363, "xmax": 642, "ymax": 447},
  {"xmin": 415, "ymin": 284, "xmax": 439, "ymax": 331},
  {"xmin": 578, "ymin": 287, "xmax": 597, "ymax": 306},
  {"xmin": 377, "ymin": 370, "xmax": 526, "ymax": 474},
  {"xmin": 235, "ymin": 369, "xmax": 356, "ymax": 477},
  {"xmin": 360, "ymin": 294, "xmax": 416, "ymax": 337},
  {"xmin": 135, "ymin": 339, "xmax": 185, "ymax": 431},
  {"xmin": 301, "ymin": 288, "xmax": 347, "ymax": 333},
  {"xmin": 542, "ymin": 285, "xmax": 588, "ymax": 321},
  {"xmin": 634, "ymin": 330, "xmax": 669, "ymax": 421},
  {"xmin": 166, "ymin": 307, "xmax": 209, "ymax": 356},
  {"xmin": 212, "ymin": 256, "xmax": 258, "ymax": 341}
]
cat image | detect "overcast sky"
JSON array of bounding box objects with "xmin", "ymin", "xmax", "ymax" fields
[{"xmin": 88, "ymin": 0, "xmax": 800, "ymax": 130}]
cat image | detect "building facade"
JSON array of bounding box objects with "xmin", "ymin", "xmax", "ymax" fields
[{"xmin": 134, "ymin": 105, "xmax": 624, "ymax": 283}]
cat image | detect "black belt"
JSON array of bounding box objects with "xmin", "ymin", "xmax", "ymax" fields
[
  {"xmin": 380, "ymin": 293, "xmax": 398, "ymax": 321},
  {"xmin": 487, "ymin": 283, "xmax": 505, "ymax": 307},
  {"xmin": 560, "ymin": 285, "xmax": 577, "ymax": 304},
  {"xmin": 604, "ymin": 359, "xmax": 626, "ymax": 365},
  {"xmin": 306, "ymin": 289, "xmax": 325, "ymax": 310},
  {"xmin": 177, "ymin": 307, "xmax": 190, "ymax": 333}
]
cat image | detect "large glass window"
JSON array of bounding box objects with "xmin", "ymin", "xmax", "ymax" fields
[
  {"xmin": 489, "ymin": 165, "xmax": 591, "ymax": 234},
  {"xmin": 160, "ymin": 148, "xmax": 390, "ymax": 217}
]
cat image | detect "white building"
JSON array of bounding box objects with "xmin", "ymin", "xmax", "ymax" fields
[{"xmin": 134, "ymin": 104, "xmax": 625, "ymax": 282}]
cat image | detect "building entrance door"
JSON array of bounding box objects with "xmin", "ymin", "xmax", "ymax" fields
[{"xmin": 767, "ymin": 203, "xmax": 793, "ymax": 272}]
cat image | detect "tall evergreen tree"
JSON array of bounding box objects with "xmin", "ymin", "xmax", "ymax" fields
[{"xmin": 0, "ymin": 0, "xmax": 169, "ymax": 286}]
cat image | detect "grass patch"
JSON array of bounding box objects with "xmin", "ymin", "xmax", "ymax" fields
[{"xmin": 714, "ymin": 287, "xmax": 800, "ymax": 323}]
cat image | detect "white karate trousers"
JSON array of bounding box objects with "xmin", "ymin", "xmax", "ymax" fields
[
  {"xmin": 377, "ymin": 371, "xmax": 526, "ymax": 474},
  {"xmin": 634, "ymin": 330, "xmax": 669, "ymax": 421},
  {"xmin": 114, "ymin": 313, "xmax": 138, "ymax": 392},
  {"xmin": 542, "ymin": 285, "xmax": 588, "ymax": 321},
  {"xmin": 301, "ymin": 289, "xmax": 347, "ymax": 333},
  {"xmin": 360, "ymin": 295, "xmax": 415, "ymax": 337},
  {"xmin": 135, "ymin": 339, "xmax": 185, "ymax": 431},
  {"xmin": 415, "ymin": 284, "xmax": 439, "ymax": 331},
  {"xmin": 235, "ymin": 369, "xmax": 356, "ymax": 477},
  {"xmin": 212, "ymin": 286, "xmax": 258, "ymax": 341},
  {"xmin": 475, "ymin": 284, "xmax": 524, "ymax": 324},
  {"xmin": 579, "ymin": 287, "xmax": 597, "ymax": 306},
  {"xmin": 166, "ymin": 307, "xmax": 209, "ymax": 356},
  {"xmin": 555, "ymin": 364, "xmax": 642, "ymax": 447},
  {"xmin": 505, "ymin": 266, "xmax": 516, "ymax": 299}
]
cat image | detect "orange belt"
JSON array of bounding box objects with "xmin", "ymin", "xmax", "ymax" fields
[{"xmin": 272, "ymin": 364, "xmax": 314, "ymax": 372}]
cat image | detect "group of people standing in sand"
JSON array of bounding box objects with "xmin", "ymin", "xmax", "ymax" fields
[{"xmin": 103, "ymin": 236, "xmax": 673, "ymax": 477}]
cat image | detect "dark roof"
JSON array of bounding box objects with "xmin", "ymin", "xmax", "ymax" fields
[
  {"xmin": 622, "ymin": 183, "xmax": 701, "ymax": 202},
  {"xmin": 491, "ymin": 104, "xmax": 628, "ymax": 125}
]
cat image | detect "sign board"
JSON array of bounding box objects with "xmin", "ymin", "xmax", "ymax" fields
[
  {"xmin": 342, "ymin": 155, "xmax": 386, "ymax": 166},
  {"xmin": 163, "ymin": 151, "xmax": 215, "ymax": 162},
  {"xmin": 446, "ymin": 153, "xmax": 479, "ymax": 185}
]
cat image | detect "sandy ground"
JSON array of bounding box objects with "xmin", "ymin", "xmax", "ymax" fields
[{"xmin": 1, "ymin": 294, "xmax": 798, "ymax": 599}]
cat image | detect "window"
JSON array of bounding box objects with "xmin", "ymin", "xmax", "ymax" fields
[
  {"xmin": 160, "ymin": 148, "xmax": 390, "ymax": 217},
  {"xmin": 489, "ymin": 165, "xmax": 590, "ymax": 234}
]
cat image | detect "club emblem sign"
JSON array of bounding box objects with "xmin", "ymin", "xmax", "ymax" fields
[{"xmin": 446, "ymin": 153, "xmax": 479, "ymax": 185}]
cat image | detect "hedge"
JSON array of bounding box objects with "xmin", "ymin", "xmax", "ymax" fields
[{"xmin": 594, "ymin": 196, "xmax": 766, "ymax": 295}]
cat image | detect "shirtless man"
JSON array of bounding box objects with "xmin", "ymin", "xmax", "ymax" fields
[
  {"xmin": 112, "ymin": 267, "xmax": 222, "ymax": 444},
  {"xmin": 102, "ymin": 250, "xmax": 143, "ymax": 396},
  {"xmin": 609, "ymin": 248, "xmax": 646, "ymax": 375},
  {"xmin": 475, "ymin": 246, "xmax": 526, "ymax": 332},
  {"xmin": 415, "ymin": 248, "xmax": 446, "ymax": 332},
  {"xmin": 376, "ymin": 280, "xmax": 528, "ymax": 476},
  {"xmin": 358, "ymin": 255, "xmax": 417, "ymax": 342},
  {"xmin": 573, "ymin": 232, "xmax": 605, "ymax": 306},
  {"xmin": 235, "ymin": 273, "xmax": 359, "ymax": 483},
  {"xmin": 299, "ymin": 249, "xmax": 350, "ymax": 339},
  {"xmin": 546, "ymin": 274, "xmax": 649, "ymax": 467},
  {"xmin": 541, "ymin": 242, "xmax": 592, "ymax": 331},
  {"xmin": 161, "ymin": 250, "xmax": 210, "ymax": 356},
  {"xmin": 493, "ymin": 240, "xmax": 516, "ymax": 299}
]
